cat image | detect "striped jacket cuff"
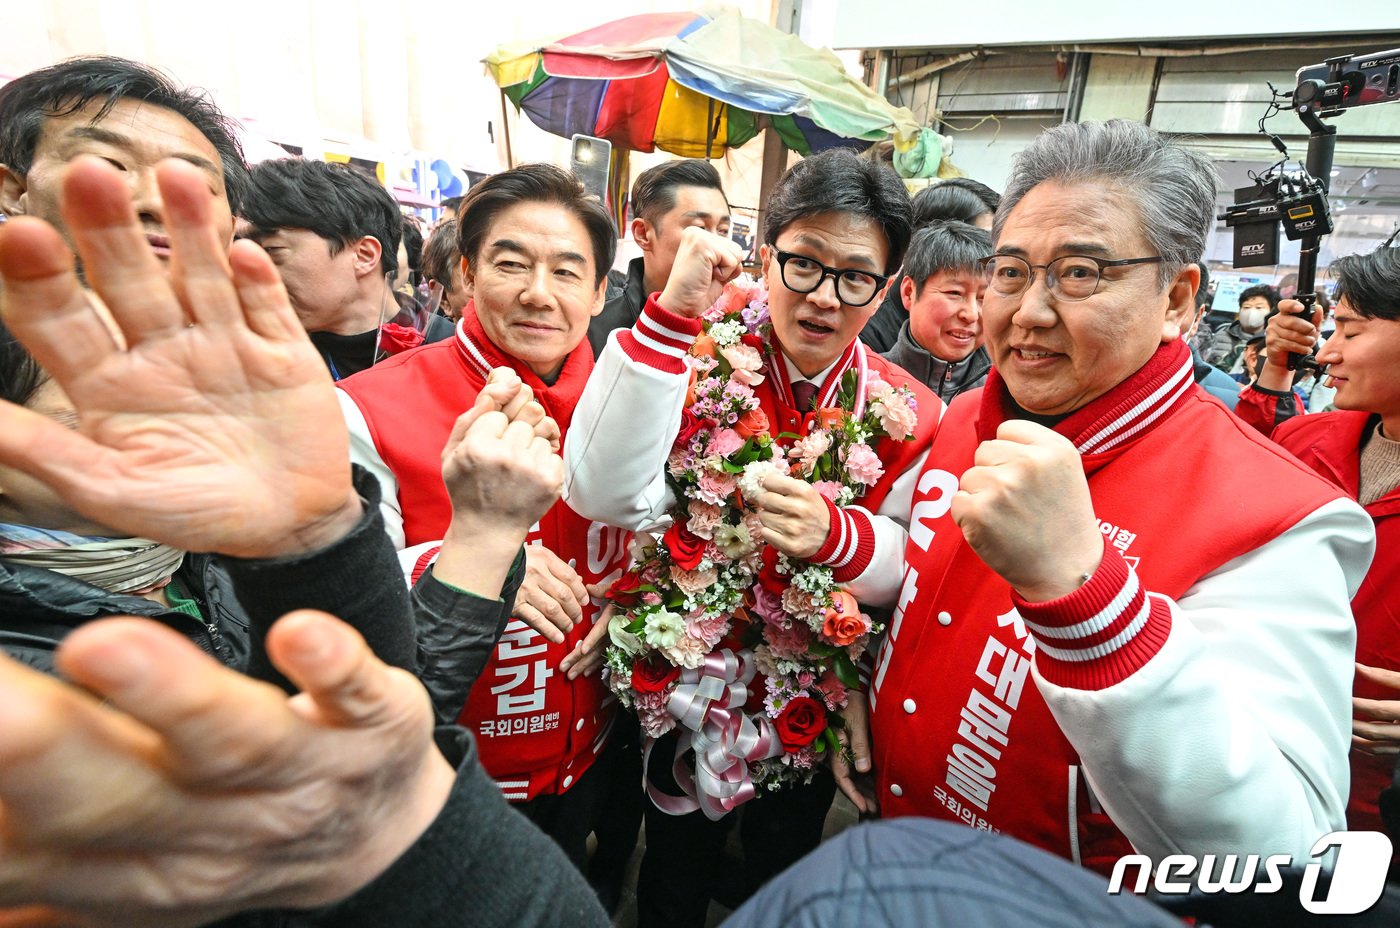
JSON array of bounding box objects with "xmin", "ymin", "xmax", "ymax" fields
[
  {"xmin": 616, "ymin": 294, "xmax": 702, "ymax": 374},
  {"xmin": 810, "ymin": 499, "xmax": 876, "ymax": 582},
  {"xmin": 1011, "ymin": 539, "xmax": 1172, "ymax": 690}
]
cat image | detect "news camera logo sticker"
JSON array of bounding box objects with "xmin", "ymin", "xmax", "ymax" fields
[
  {"xmin": 1241, "ymin": 244, "xmax": 1268, "ymax": 257},
  {"xmin": 1107, "ymin": 831, "xmax": 1393, "ymax": 915}
]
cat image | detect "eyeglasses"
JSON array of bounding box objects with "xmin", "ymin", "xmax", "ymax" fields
[
  {"xmin": 977, "ymin": 254, "xmax": 1163, "ymax": 302},
  {"xmin": 775, "ymin": 251, "xmax": 888, "ymax": 307}
]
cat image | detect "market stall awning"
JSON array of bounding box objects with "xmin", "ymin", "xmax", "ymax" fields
[{"xmin": 484, "ymin": 10, "xmax": 920, "ymax": 157}]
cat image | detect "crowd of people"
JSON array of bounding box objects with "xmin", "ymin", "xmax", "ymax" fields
[{"xmin": 0, "ymin": 54, "xmax": 1397, "ymax": 928}]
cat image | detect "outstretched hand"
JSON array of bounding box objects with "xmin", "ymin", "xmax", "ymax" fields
[
  {"xmin": 0, "ymin": 610, "xmax": 454, "ymax": 927},
  {"xmin": 0, "ymin": 156, "xmax": 360, "ymax": 558}
]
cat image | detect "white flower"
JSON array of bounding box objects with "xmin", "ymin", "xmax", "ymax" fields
[
  {"xmin": 642, "ymin": 609, "xmax": 685, "ymax": 649},
  {"xmin": 737, "ymin": 457, "xmax": 789, "ymax": 497},
  {"xmin": 713, "ymin": 521, "xmax": 755, "ymax": 559},
  {"xmin": 608, "ymin": 613, "xmax": 644, "ymax": 655},
  {"xmin": 709, "ymin": 320, "xmax": 745, "ymax": 347}
]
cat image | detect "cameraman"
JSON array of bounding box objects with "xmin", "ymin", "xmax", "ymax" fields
[{"xmin": 1237, "ymin": 245, "xmax": 1400, "ymax": 877}]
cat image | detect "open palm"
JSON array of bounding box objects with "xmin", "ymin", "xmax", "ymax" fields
[{"xmin": 0, "ymin": 158, "xmax": 360, "ymax": 558}]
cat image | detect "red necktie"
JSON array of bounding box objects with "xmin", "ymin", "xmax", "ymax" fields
[{"xmin": 791, "ymin": 379, "xmax": 818, "ymax": 412}]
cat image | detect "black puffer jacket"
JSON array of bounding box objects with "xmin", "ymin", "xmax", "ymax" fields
[{"xmin": 0, "ymin": 552, "xmax": 248, "ymax": 674}]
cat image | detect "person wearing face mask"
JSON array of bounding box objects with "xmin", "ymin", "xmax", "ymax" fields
[{"xmin": 1204, "ymin": 284, "xmax": 1277, "ymax": 373}]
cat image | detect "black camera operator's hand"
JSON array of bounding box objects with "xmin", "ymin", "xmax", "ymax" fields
[{"xmin": 1256, "ymin": 298, "xmax": 1322, "ymax": 393}]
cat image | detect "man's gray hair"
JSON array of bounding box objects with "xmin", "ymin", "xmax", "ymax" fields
[{"xmin": 994, "ymin": 120, "xmax": 1218, "ymax": 287}]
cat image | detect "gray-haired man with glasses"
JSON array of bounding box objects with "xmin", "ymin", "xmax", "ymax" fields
[{"xmin": 846, "ymin": 119, "xmax": 1375, "ymax": 878}]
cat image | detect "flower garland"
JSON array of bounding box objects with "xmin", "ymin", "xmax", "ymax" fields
[{"xmin": 602, "ymin": 276, "xmax": 919, "ymax": 817}]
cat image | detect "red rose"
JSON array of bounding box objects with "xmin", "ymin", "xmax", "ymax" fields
[
  {"xmin": 740, "ymin": 333, "xmax": 765, "ymax": 352},
  {"xmin": 607, "ymin": 570, "xmax": 646, "ymax": 608},
  {"xmin": 675, "ymin": 408, "xmax": 711, "ymax": 449},
  {"xmin": 734, "ymin": 406, "xmax": 770, "ymax": 439},
  {"xmin": 662, "ymin": 522, "xmax": 707, "ymax": 571},
  {"xmin": 631, "ymin": 656, "xmax": 681, "ymax": 694},
  {"xmin": 774, "ymin": 696, "xmax": 828, "ymax": 750},
  {"xmin": 757, "ymin": 545, "xmax": 788, "ymax": 595},
  {"xmin": 378, "ymin": 322, "xmax": 425, "ymax": 355},
  {"xmin": 820, "ymin": 591, "xmax": 866, "ymax": 646}
]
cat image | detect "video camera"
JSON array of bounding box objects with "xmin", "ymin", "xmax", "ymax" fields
[{"xmin": 1219, "ymin": 47, "xmax": 1400, "ymax": 367}]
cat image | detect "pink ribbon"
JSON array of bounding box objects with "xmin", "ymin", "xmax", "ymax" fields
[{"xmin": 644, "ymin": 648, "xmax": 785, "ymax": 821}]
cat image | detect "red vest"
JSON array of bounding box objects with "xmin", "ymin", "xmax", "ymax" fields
[
  {"xmin": 339, "ymin": 307, "xmax": 632, "ymax": 800},
  {"xmin": 870, "ymin": 341, "xmax": 1345, "ymax": 872},
  {"xmin": 1275, "ymin": 410, "xmax": 1400, "ymax": 844}
]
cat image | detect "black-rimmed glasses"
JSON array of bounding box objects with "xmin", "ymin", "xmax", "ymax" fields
[
  {"xmin": 775, "ymin": 251, "xmax": 888, "ymax": 307},
  {"xmin": 978, "ymin": 254, "xmax": 1162, "ymax": 302}
]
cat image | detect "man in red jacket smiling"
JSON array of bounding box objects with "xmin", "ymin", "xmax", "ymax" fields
[
  {"xmin": 859, "ymin": 120, "xmax": 1372, "ymax": 873},
  {"xmin": 337, "ymin": 164, "xmax": 632, "ymax": 866},
  {"xmin": 1238, "ymin": 244, "xmax": 1400, "ymax": 875}
]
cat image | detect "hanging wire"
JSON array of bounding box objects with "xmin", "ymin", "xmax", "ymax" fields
[{"xmin": 1258, "ymin": 81, "xmax": 1293, "ymax": 159}]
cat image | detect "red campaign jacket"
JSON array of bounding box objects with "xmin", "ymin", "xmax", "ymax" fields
[
  {"xmin": 338, "ymin": 307, "xmax": 632, "ymax": 800},
  {"xmin": 1273, "ymin": 410, "xmax": 1400, "ymax": 844},
  {"xmin": 870, "ymin": 341, "xmax": 1345, "ymax": 872}
]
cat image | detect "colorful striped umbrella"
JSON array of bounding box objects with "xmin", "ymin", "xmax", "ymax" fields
[{"xmin": 484, "ymin": 10, "xmax": 920, "ymax": 158}]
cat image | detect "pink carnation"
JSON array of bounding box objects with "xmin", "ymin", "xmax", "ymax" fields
[
  {"xmin": 687, "ymin": 501, "xmax": 724, "ymax": 540},
  {"xmin": 874, "ymin": 394, "xmax": 917, "ymax": 441},
  {"xmin": 811, "ymin": 480, "xmax": 844, "ymax": 502},
  {"xmin": 842, "ymin": 442, "xmax": 884, "ymax": 486},
  {"xmin": 781, "ymin": 585, "xmax": 823, "ymax": 622},
  {"xmin": 695, "ymin": 470, "xmax": 738, "ymax": 505},
  {"xmin": 664, "ymin": 634, "xmax": 709, "ymax": 669},
  {"xmin": 671, "ymin": 566, "xmax": 718, "ymax": 595},
  {"xmin": 731, "ymin": 367, "xmax": 766, "ymax": 387},
  {"xmin": 765, "ymin": 620, "xmax": 811, "ymax": 660},
  {"xmin": 865, "ymin": 374, "xmax": 894, "ymax": 402},
  {"xmin": 686, "ymin": 612, "xmax": 730, "ymax": 649},
  {"xmin": 635, "ymin": 691, "xmax": 677, "ymax": 738},
  {"xmin": 707, "ymin": 428, "xmax": 745, "ymax": 458},
  {"xmin": 719, "ymin": 343, "xmax": 763, "ymax": 374},
  {"xmin": 788, "ymin": 430, "xmax": 832, "ymax": 477}
]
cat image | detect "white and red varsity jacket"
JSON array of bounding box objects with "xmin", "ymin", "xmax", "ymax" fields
[
  {"xmin": 337, "ymin": 308, "xmax": 632, "ymax": 801},
  {"xmin": 563, "ymin": 295, "xmax": 939, "ymax": 601},
  {"xmin": 870, "ymin": 340, "xmax": 1374, "ymax": 871}
]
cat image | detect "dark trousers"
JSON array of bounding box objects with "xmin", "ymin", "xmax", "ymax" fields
[
  {"xmin": 636, "ymin": 731, "xmax": 837, "ymax": 928},
  {"xmin": 515, "ymin": 750, "xmax": 610, "ymax": 869},
  {"xmin": 587, "ymin": 714, "xmax": 646, "ymax": 907}
]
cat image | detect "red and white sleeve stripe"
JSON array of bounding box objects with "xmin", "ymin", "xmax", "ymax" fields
[
  {"xmin": 616, "ymin": 294, "xmax": 702, "ymax": 374},
  {"xmin": 1011, "ymin": 538, "xmax": 1172, "ymax": 690},
  {"xmin": 810, "ymin": 499, "xmax": 876, "ymax": 582}
]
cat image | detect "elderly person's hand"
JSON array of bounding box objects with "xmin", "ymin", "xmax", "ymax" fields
[
  {"xmin": 0, "ymin": 610, "xmax": 454, "ymax": 927},
  {"xmin": 0, "ymin": 156, "xmax": 361, "ymax": 559},
  {"xmin": 657, "ymin": 227, "xmax": 745, "ymax": 319},
  {"xmin": 952, "ymin": 420, "xmax": 1104, "ymax": 602}
]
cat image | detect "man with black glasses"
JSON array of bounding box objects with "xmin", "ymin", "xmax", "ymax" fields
[
  {"xmin": 564, "ymin": 148, "xmax": 939, "ymax": 927},
  {"xmin": 848, "ymin": 120, "xmax": 1372, "ymax": 874}
]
